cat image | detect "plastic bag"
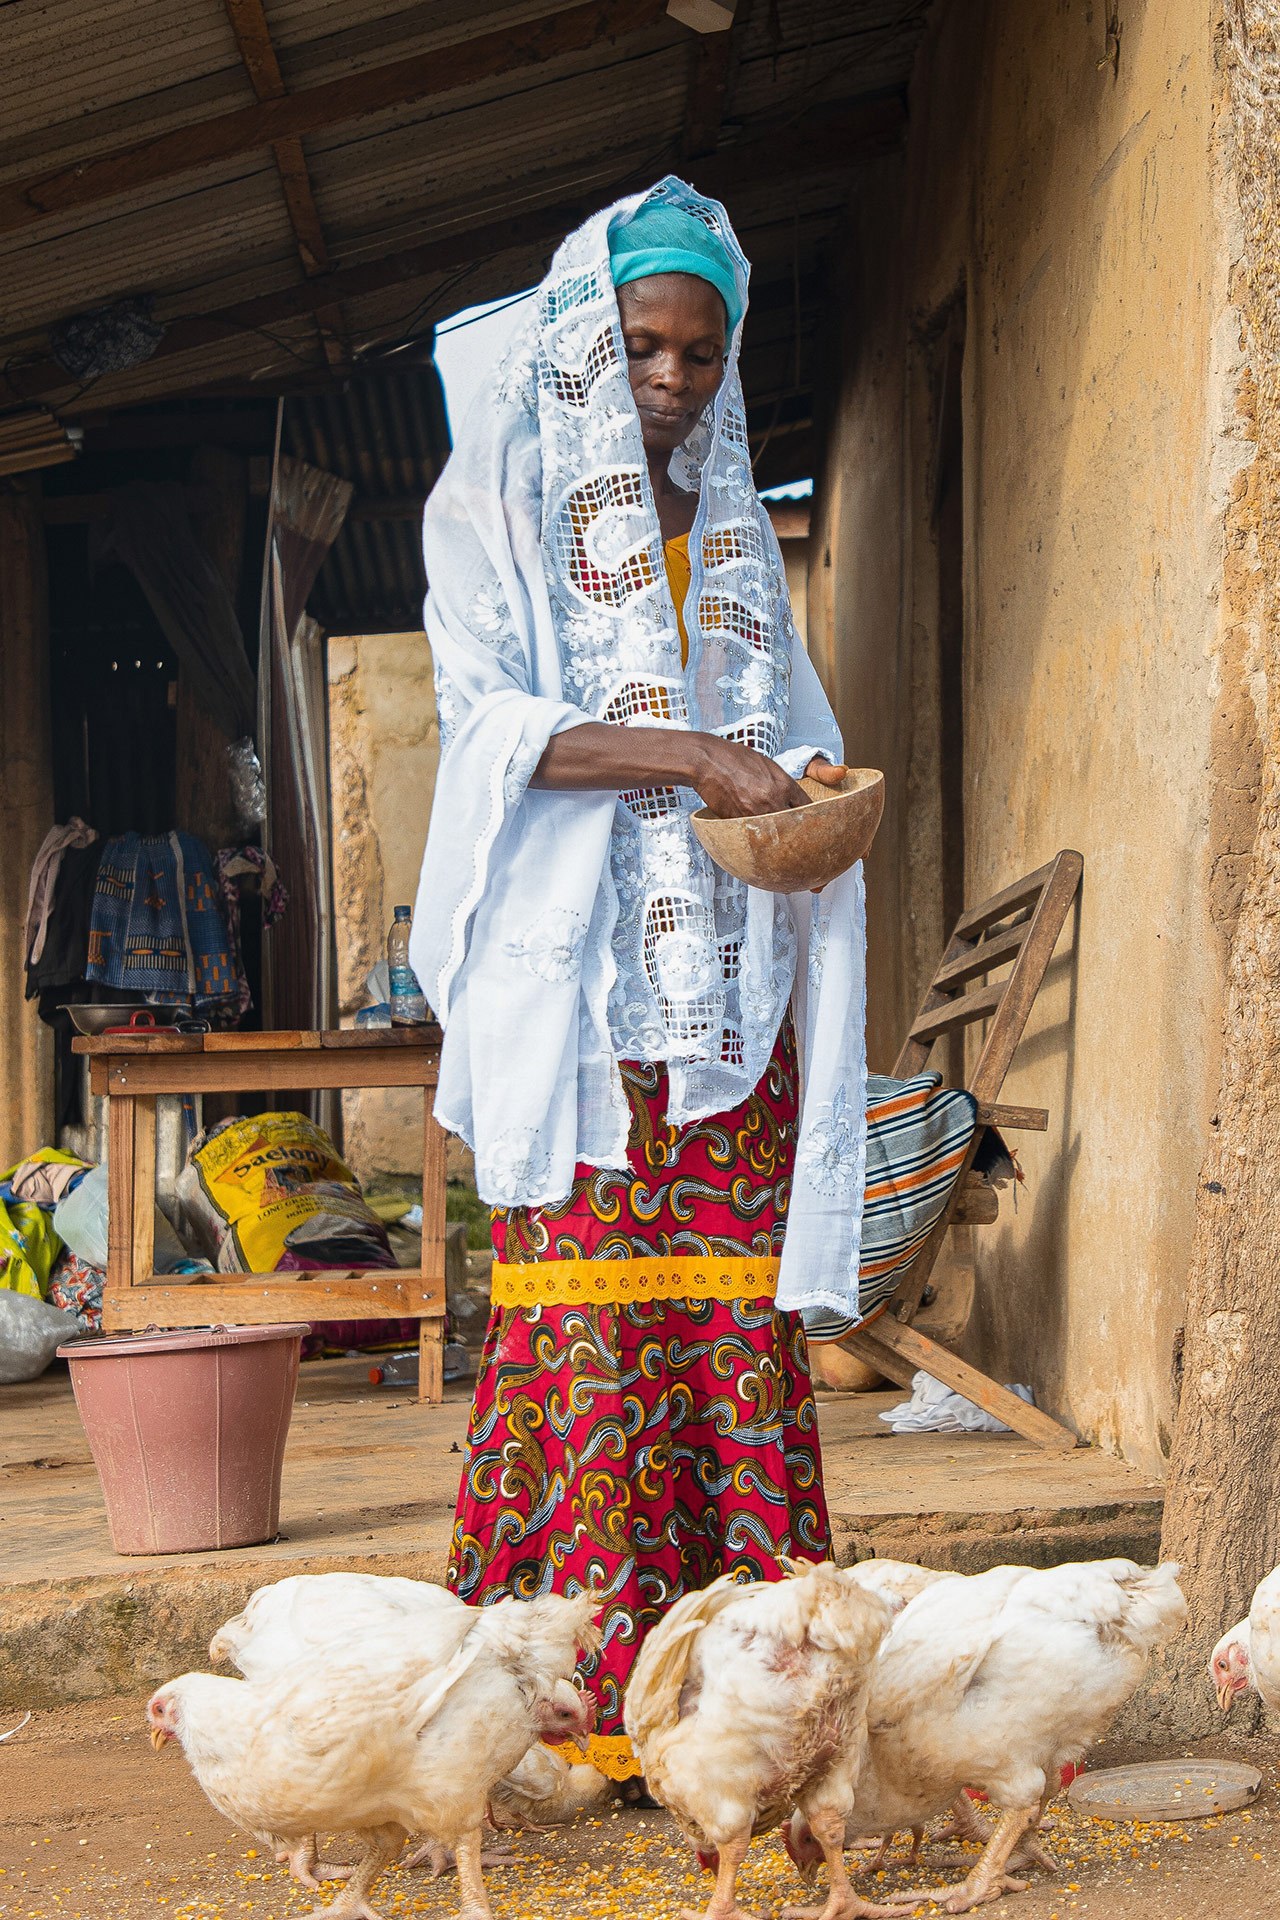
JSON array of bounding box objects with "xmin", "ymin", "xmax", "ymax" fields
[
  {"xmin": 0, "ymin": 1196, "xmax": 63, "ymax": 1299},
  {"xmin": 178, "ymin": 1112, "xmax": 395, "ymax": 1274},
  {"xmin": 0, "ymin": 1290, "xmax": 80, "ymax": 1384},
  {"xmin": 53, "ymin": 1164, "xmax": 191, "ymax": 1274},
  {"xmin": 227, "ymin": 737, "xmax": 266, "ymax": 833}
]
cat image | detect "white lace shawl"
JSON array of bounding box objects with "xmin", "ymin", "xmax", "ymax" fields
[{"xmin": 411, "ymin": 176, "xmax": 869, "ymax": 1318}]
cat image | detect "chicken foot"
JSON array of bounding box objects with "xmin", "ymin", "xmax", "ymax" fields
[
  {"xmin": 678, "ymin": 1828, "xmax": 755, "ymax": 1920},
  {"xmin": 862, "ymin": 1825, "xmax": 926, "ymax": 1872},
  {"xmin": 301, "ymin": 1823, "xmax": 404, "ymax": 1920},
  {"xmin": 780, "ymin": 1807, "xmax": 909, "ymax": 1920},
  {"xmin": 926, "ymin": 1796, "xmax": 1060, "ymax": 1877},
  {"xmin": 880, "ymin": 1805, "xmax": 1039, "ymax": 1914},
  {"xmin": 401, "ymin": 1836, "xmax": 517, "ymax": 1876},
  {"xmin": 274, "ymin": 1835, "xmax": 354, "ymax": 1888}
]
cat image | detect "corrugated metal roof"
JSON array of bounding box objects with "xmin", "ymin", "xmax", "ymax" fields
[
  {"xmin": 282, "ymin": 356, "xmax": 450, "ymax": 631},
  {"xmin": 0, "ymin": 0, "xmax": 928, "ymax": 518}
]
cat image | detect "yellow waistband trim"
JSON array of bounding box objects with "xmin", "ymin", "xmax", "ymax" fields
[
  {"xmin": 553, "ymin": 1732, "xmax": 641, "ymax": 1780},
  {"xmin": 490, "ymin": 1253, "xmax": 780, "ymax": 1308}
]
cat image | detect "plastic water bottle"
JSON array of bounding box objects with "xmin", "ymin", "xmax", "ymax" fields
[
  {"xmin": 368, "ymin": 1349, "xmax": 418, "ymax": 1388},
  {"xmin": 388, "ymin": 905, "xmax": 427, "ymax": 1026}
]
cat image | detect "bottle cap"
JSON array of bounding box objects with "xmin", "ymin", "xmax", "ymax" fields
[{"xmin": 393, "ymin": 905, "xmax": 411, "ymax": 920}]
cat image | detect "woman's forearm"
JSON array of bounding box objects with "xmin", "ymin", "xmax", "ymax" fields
[
  {"xmin": 532, "ymin": 723, "xmax": 818, "ymax": 818},
  {"xmin": 532, "ymin": 724, "xmax": 702, "ymax": 792}
]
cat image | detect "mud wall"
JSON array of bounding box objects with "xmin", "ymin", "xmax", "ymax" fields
[
  {"xmin": 810, "ymin": 0, "xmax": 1246, "ymax": 1471},
  {"xmin": 328, "ymin": 631, "xmax": 439, "ymax": 1182}
]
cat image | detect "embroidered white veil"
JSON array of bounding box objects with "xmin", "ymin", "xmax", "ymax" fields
[{"xmin": 411, "ymin": 176, "xmax": 869, "ymax": 1319}]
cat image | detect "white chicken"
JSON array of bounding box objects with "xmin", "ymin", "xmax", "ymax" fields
[
  {"xmin": 787, "ymin": 1557, "xmax": 1186, "ymax": 1914},
  {"xmin": 488, "ymin": 1741, "xmax": 611, "ymax": 1830},
  {"xmin": 209, "ymin": 1571, "xmax": 464, "ymax": 1675},
  {"xmin": 841, "ymin": 1560, "xmax": 956, "ymax": 1619},
  {"xmin": 150, "ymin": 1586, "xmax": 599, "ymax": 1920},
  {"xmin": 210, "ymin": 1570, "xmax": 607, "ymax": 1880},
  {"xmin": 1209, "ymin": 1563, "xmax": 1280, "ymax": 1713},
  {"xmin": 624, "ymin": 1560, "xmax": 897, "ymax": 1920}
]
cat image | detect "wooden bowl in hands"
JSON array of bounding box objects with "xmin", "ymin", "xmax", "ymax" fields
[{"xmin": 691, "ymin": 768, "xmax": 885, "ymax": 893}]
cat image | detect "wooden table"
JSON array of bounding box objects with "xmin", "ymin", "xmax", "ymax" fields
[{"xmin": 72, "ymin": 1026, "xmax": 449, "ymax": 1401}]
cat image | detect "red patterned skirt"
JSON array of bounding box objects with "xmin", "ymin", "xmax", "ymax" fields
[{"xmin": 447, "ymin": 1021, "xmax": 830, "ymax": 1779}]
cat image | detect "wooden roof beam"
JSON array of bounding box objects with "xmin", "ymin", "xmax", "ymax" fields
[
  {"xmin": 221, "ymin": 0, "xmax": 346, "ymax": 369},
  {"xmin": 2, "ymin": 94, "xmax": 902, "ymax": 409},
  {"xmin": 681, "ymin": 25, "xmax": 737, "ymax": 160},
  {"xmin": 0, "ymin": 0, "xmax": 672, "ymax": 240}
]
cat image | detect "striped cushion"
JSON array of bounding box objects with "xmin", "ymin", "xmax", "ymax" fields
[{"xmin": 804, "ymin": 1070, "xmax": 978, "ymax": 1342}]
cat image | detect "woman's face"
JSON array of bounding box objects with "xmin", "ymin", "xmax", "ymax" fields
[{"xmin": 616, "ymin": 273, "xmax": 728, "ymax": 455}]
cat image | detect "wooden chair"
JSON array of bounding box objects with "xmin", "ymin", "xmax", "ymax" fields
[{"xmin": 839, "ymin": 850, "xmax": 1084, "ymax": 1451}]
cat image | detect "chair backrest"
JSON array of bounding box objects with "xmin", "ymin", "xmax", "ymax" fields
[{"xmin": 892, "ymin": 851, "xmax": 1083, "ymax": 1103}]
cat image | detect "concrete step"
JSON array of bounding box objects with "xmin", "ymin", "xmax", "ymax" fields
[{"xmin": 1, "ymin": 1364, "xmax": 1163, "ymax": 1710}]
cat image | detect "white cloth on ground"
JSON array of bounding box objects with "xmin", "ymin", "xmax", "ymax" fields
[
  {"xmin": 879, "ymin": 1369, "xmax": 1035, "ymax": 1435},
  {"xmin": 410, "ymin": 175, "xmax": 869, "ymax": 1319}
]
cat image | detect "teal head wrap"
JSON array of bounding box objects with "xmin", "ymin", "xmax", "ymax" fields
[{"xmin": 608, "ymin": 203, "xmax": 744, "ymax": 335}]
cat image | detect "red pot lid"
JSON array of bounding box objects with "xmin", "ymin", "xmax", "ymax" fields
[{"xmin": 57, "ymin": 1323, "xmax": 311, "ymax": 1360}]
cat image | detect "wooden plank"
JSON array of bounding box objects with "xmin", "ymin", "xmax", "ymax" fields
[
  {"xmin": 201, "ymin": 1029, "xmax": 318, "ymax": 1050},
  {"xmin": 953, "ymin": 859, "xmax": 1057, "ymax": 939},
  {"xmin": 682, "ymin": 27, "xmax": 735, "ymax": 159},
  {"xmin": 104, "ymin": 1280, "xmax": 445, "ymax": 1329},
  {"xmin": 970, "ymin": 851, "xmax": 1083, "ymax": 1103},
  {"xmin": 932, "ymin": 922, "xmax": 1029, "ymax": 991},
  {"xmin": 106, "ymin": 1054, "xmax": 438, "ymax": 1093},
  {"xmin": 221, "ymin": 0, "xmax": 347, "ymax": 366},
  {"xmin": 908, "ymin": 980, "xmax": 1005, "ymax": 1044},
  {"xmin": 839, "ymin": 1325, "xmax": 917, "ymax": 1392},
  {"xmin": 419, "ymin": 1091, "xmax": 449, "ymax": 1406},
  {"xmin": 975, "ymin": 1101, "xmax": 1049, "ymax": 1132},
  {"xmin": 106, "ymin": 1094, "xmax": 137, "ymax": 1294},
  {"xmin": 73, "ymin": 1033, "xmax": 200, "ymax": 1055},
  {"xmin": 853, "ymin": 1316, "xmax": 1079, "ymax": 1452},
  {"xmin": 130, "ymin": 1097, "xmax": 156, "ymax": 1287},
  {"xmin": 318, "ymin": 1026, "xmax": 442, "ymax": 1049},
  {"xmin": 419, "ymin": 1316, "xmax": 445, "ymax": 1405},
  {"xmin": 952, "ymin": 1179, "xmax": 998, "ymax": 1227},
  {"xmin": 0, "ymin": 0, "xmax": 668, "ymax": 237},
  {"xmin": 74, "ymin": 1025, "xmax": 441, "ymax": 1054},
  {"xmin": 6, "ymin": 97, "xmax": 905, "ymax": 408}
]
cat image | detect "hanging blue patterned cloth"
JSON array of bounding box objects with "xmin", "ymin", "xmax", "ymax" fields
[{"xmin": 87, "ymin": 832, "xmax": 237, "ymax": 1010}]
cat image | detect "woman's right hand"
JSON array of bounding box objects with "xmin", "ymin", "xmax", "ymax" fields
[{"xmin": 686, "ymin": 734, "xmax": 810, "ymax": 818}]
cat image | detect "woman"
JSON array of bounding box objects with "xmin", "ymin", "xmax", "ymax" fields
[{"xmin": 412, "ymin": 179, "xmax": 874, "ymax": 1781}]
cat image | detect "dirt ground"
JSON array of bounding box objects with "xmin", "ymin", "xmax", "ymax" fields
[{"xmin": 1, "ymin": 1700, "xmax": 1279, "ymax": 1920}]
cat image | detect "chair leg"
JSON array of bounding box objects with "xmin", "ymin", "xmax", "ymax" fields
[{"xmin": 850, "ymin": 1317, "xmax": 1078, "ymax": 1453}]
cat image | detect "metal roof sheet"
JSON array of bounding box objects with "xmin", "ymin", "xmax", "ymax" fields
[{"xmin": 0, "ymin": 0, "xmax": 925, "ymax": 467}]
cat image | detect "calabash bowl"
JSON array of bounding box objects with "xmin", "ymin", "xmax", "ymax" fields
[{"xmin": 691, "ymin": 767, "xmax": 885, "ymax": 893}]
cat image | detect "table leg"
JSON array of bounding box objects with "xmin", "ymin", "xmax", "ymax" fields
[
  {"xmin": 420, "ymin": 1086, "xmax": 448, "ymax": 1404},
  {"xmin": 106, "ymin": 1093, "xmax": 136, "ymax": 1308},
  {"xmin": 105, "ymin": 1093, "xmax": 156, "ymax": 1323}
]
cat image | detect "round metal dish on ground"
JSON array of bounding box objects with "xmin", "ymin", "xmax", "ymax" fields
[
  {"xmin": 691, "ymin": 767, "xmax": 885, "ymax": 893},
  {"xmin": 1067, "ymin": 1759, "xmax": 1262, "ymax": 1821}
]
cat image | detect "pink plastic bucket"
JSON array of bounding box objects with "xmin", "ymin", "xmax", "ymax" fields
[{"xmin": 57, "ymin": 1324, "xmax": 308, "ymax": 1555}]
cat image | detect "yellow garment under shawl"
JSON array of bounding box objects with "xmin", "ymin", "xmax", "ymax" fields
[{"xmin": 664, "ymin": 532, "xmax": 692, "ymax": 667}]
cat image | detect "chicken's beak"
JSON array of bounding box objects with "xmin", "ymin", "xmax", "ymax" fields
[
  {"xmin": 149, "ymin": 1723, "xmax": 169, "ymax": 1752},
  {"xmin": 208, "ymin": 1635, "xmax": 228, "ymax": 1664},
  {"xmin": 572, "ymin": 1727, "xmax": 591, "ymax": 1755},
  {"xmin": 1217, "ymin": 1680, "xmax": 1235, "ymax": 1715}
]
